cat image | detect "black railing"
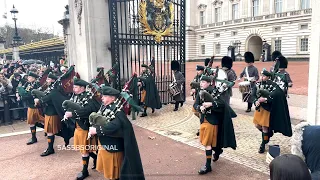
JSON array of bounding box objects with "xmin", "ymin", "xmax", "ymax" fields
[{"xmin": 0, "ymin": 93, "xmax": 27, "ymax": 125}]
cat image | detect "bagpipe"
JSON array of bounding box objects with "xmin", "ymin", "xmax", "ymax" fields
[
  {"xmin": 61, "ymin": 100, "xmax": 82, "ymax": 121},
  {"xmin": 88, "ymin": 74, "xmax": 142, "ymax": 137}
]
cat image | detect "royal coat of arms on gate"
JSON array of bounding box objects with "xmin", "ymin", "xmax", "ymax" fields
[{"xmin": 139, "ymin": 0, "xmax": 174, "ymax": 43}]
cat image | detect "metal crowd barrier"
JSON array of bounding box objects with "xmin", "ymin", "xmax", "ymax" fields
[{"xmin": 0, "ymin": 93, "xmax": 27, "ymax": 125}]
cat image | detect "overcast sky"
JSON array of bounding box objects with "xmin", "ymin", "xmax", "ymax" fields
[{"xmin": 0, "ymin": 0, "xmax": 68, "ymax": 36}]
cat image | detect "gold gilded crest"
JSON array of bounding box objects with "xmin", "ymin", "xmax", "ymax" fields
[{"xmin": 139, "ymin": 0, "xmax": 174, "ymax": 43}]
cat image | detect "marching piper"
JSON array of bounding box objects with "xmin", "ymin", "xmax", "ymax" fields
[
  {"xmin": 190, "ymin": 65, "xmax": 205, "ymax": 136},
  {"xmin": 138, "ymin": 64, "xmax": 162, "ymax": 117},
  {"xmin": 88, "ymin": 86, "xmax": 145, "ymax": 180},
  {"xmin": 16, "ymin": 71, "xmax": 44, "ymax": 145},
  {"xmin": 34, "ymin": 73, "xmax": 68, "ymax": 156},
  {"xmin": 273, "ymin": 56, "xmax": 293, "ymax": 97},
  {"xmin": 63, "ymin": 78, "xmax": 101, "ymax": 180},
  {"xmin": 193, "ymin": 75, "xmax": 237, "ymax": 175},
  {"xmin": 252, "ymin": 69, "xmax": 292, "ymax": 153},
  {"xmin": 220, "ymin": 56, "xmax": 237, "ymax": 105},
  {"xmin": 171, "ymin": 61, "xmax": 185, "ymax": 111},
  {"xmin": 238, "ymin": 51, "xmax": 259, "ymax": 112}
]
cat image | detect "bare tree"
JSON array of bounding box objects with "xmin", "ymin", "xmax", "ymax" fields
[{"xmin": 0, "ymin": 25, "xmax": 55, "ymax": 48}]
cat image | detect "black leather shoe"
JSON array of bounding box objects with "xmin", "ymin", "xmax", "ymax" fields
[
  {"xmin": 76, "ymin": 171, "xmax": 89, "ymax": 180},
  {"xmin": 26, "ymin": 138, "xmax": 37, "ymax": 145},
  {"xmin": 140, "ymin": 113, "xmax": 147, "ymax": 117},
  {"xmin": 44, "ymin": 132, "xmax": 47, "ymax": 137},
  {"xmin": 152, "ymin": 108, "xmax": 155, "ymax": 113},
  {"xmin": 245, "ymin": 109, "xmax": 251, "ymax": 113},
  {"xmin": 173, "ymin": 108, "xmax": 178, "ymax": 111},
  {"xmin": 180, "ymin": 102, "xmax": 183, "ymax": 107},
  {"xmin": 198, "ymin": 165, "xmax": 212, "ymax": 175},
  {"xmin": 259, "ymin": 144, "xmax": 265, "ymax": 154},
  {"xmin": 40, "ymin": 149, "xmax": 55, "ymax": 157}
]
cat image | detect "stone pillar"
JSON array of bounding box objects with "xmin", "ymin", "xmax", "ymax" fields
[
  {"xmin": 68, "ymin": 0, "xmax": 112, "ymax": 81},
  {"xmin": 12, "ymin": 46, "xmax": 20, "ymax": 61},
  {"xmin": 307, "ymin": 0, "xmax": 320, "ymax": 125}
]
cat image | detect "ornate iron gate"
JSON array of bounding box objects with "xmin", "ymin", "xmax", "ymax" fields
[{"xmin": 108, "ymin": 0, "xmax": 186, "ymax": 104}]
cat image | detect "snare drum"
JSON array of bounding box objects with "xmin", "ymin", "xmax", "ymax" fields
[{"xmin": 238, "ymin": 81, "xmax": 251, "ymax": 94}]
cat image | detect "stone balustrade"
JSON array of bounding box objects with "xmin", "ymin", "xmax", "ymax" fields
[{"xmin": 194, "ymin": 8, "xmax": 312, "ymax": 29}]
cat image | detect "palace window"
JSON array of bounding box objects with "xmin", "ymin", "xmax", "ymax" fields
[
  {"xmin": 215, "ymin": 7, "xmax": 221, "ymax": 22},
  {"xmin": 274, "ymin": 39, "xmax": 282, "ymax": 52},
  {"xmin": 273, "ymin": 26, "xmax": 281, "ymax": 32},
  {"xmin": 275, "ymin": 0, "xmax": 282, "ymax": 13},
  {"xmin": 215, "ymin": 43, "xmax": 221, "ymax": 54},
  {"xmin": 299, "ymin": 24, "xmax": 308, "ymax": 30},
  {"xmin": 232, "ymin": 4, "xmax": 239, "ymax": 20},
  {"xmin": 200, "ymin": 11, "xmax": 205, "ymax": 25},
  {"xmin": 201, "ymin": 45, "xmax": 206, "ymax": 55},
  {"xmin": 301, "ymin": 0, "xmax": 310, "ymax": 9},
  {"xmin": 300, "ymin": 38, "xmax": 308, "ymax": 52},
  {"xmin": 200, "ymin": 35, "xmax": 205, "ymax": 39},
  {"xmin": 215, "ymin": 33, "xmax": 220, "ymax": 38},
  {"xmin": 252, "ymin": 0, "xmax": 259, "ymax": 17},
  {"xmin": 231, "ymin": 31, "xmax": 238, "ymax": 36}
]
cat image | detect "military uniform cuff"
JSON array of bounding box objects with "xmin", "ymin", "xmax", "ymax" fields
[
  {"xmin": 73, "ymin": 110, "xmax": 80, "ymax": 120},
  {"xmin": 95, "ymin": 125, "xmax": 105, "ymax": 136}
]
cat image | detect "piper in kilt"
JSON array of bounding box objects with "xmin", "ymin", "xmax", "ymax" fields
[
  {"xmin": 138, "ymin": 64, "xmax": 162, "ymax": 117},
  {"xmin": 253, "ymin": 69, "xmax": 292, "ymax": 153},
  {"xmin": 16, "ymin": 72, "xmax": 45, "ymax": 145},
  {"xmin": 190, "ymin": 65, "xmax": 204, "ymax": 136},
  {"xmin": 88, "ymin": 86, "xmax": 145, "ymax": 180},
  {"xmin": 34, "ymin": 73, "xmax": 66, "ymax": 156},
  {"xmin": 171, "ymin": 61, "xmax": 185, "ymax": 111},
  {"xmin": 193, "ymin": 75, "xmax": 237, "ymax": 175},
  {"xmin": 238, "ymin": 52, "xmax": 259, "ymax": 112},
  {"xmin": 63, "ymin": 78, "xmax": 101, "ymax": 180}
]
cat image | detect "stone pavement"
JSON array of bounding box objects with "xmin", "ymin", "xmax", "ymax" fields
[
  {"xmin": 0, "ymin": 126, "xmax": 268, "ymax": 180},
  {"xmin": 130, "ymin": 103, "xmax": 292, "ymax": 175}
]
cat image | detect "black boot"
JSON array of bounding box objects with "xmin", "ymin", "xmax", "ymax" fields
[
  {"xmin": 246, "ymin": 103, "xmax": 252, "ymax": 112},
  {"xmin": 196, "ymin": 129, "xmax": 200, "ymax": 136},
  {"xmin": 77, "ymin": 156, "xmax": 89, "ymax": 180},
  {"xmin": 180, "ymin": 102, "xmax": 184, "ymax": 107},
  {"xmin": 174, "ymin": 102, "xmax": 179, "ymax": 111},
  {"xmin": 89, "ymin": 152, "xmax": 97, "ymax": 169},
  {"xmin": 212, "ymin": 148, "xmax": 223, "ymax": 162},
  {"xmin": 64, "ymin": 138, "xmax": 70, "ymax": 147},
  {"xmin": 41, "ymin": 135, "xmax": 55, "ymax": 157},
  {"xmin": 151, "ymin": 108, "xmax": 155, "ymax": 113},
  {"xmin": 198, "ymin": 150, "xmax": 212, "ymax": 175},
  {"xmin": 259, "ymin": 132, "xmax": 269, "ymax": 154},
  {"xmin": 140, "ymin": 107, "xmax": 147, "ymax": 117},
  {"xmin": 27, "ymin": 126, "xmax": 37, "ymax": 145}
]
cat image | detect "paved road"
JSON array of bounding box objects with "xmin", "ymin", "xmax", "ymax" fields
[{"xmin": 0, "ymin": 126, "xmax": 268, "ymax": 180}]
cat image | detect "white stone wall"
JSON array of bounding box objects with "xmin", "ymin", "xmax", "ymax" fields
[
  {"xmin": 186, "ymin": 0, "xmax": 312, "ymax": 60},
  {"xmin": 68, "ymin": 0, "xmax": 112, "ymax": 81}
]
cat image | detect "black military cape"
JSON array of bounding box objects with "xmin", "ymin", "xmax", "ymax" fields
[
  {"xmin": 268, "ymin": 84, "xmax": 292, "ymax": 137},
  {"xmin": 216, "ymin": 100, "xmax": 237, "ymax": 150},
  {"xmin": 49, "ymin": 89, "xmax": 74, "ymax": 140},
  {"xmin": 143, "ymin": 75, "xmax": 162, "ymax": 109},
  {"xmin": 118, "ymin": 111, "xmax": 145, "ymax": 180}
]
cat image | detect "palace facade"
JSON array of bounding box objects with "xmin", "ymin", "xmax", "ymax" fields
[{"xmin": 186, "ymin": 0, "xmax": 312, "ymax": 61}]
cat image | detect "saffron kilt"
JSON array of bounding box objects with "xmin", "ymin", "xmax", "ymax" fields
[
  {"xmin": 199, "ymin": 119, "xmax": 218, "ymax": 147},
  {"xmin": 74, "ymin": 123, "xmax": 97, "ymax": 154},
  {"xmin": 44, "ymin": 115, "xmax": 61, "ymax": 134},
  {"xmin": 96, "ymin": 140, "xmax": 124, "ymax": 180},
  {"xmin": 27, "ymin": 108, "xmax": 44, "ymax": 125},
  {"xmin": 253, "ymin": 107, "xmax": 271, "ymax": 127},
  {"xmin": 141, "ymin": 90, "xmax": 146, "ymax": 103}
]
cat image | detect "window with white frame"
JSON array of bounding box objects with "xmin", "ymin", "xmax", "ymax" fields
[
  {"xmin": 215, "ymin": 8, "xmax": 221, "ymax": 22},
  {"xmin": 231, "ymin": 31, "xmax": 238, "ymax": 36},
  {"xmin": 252, "ymin": 0, "xmax": 259, "ymax": 17},
  {"xmin": 232, "ymin": 4, "xmax": 239, "ymax": 20},
  {"xmin": 299, "ymin": 24, "xmax": 308, "ymax": 30},
  {"xmin": 301, "ymin": 0, "xmax": 310, "ymax": 9},
  {"xmin": 215, "ymin": 43, "xmax": 221, "ymax": 54},
  {"xmin": 201, "ymin": 45, "xmax": 206, "ymax": 55},
  {"xmin": 275, "ymin": 0, "xmax": 282, "ymax": 13},
  {"xmin": 200, "ymin": 35, "xmax": 205, "ymax": 39},
  {"xmin": 274, "ymin": 39, "xmax": 282, "ymax": 52},
  {"xmin": 273, "ymin": 26, "xmax": 281, "ymax": 32},
  {"xmin": 300, "ymin": 38, "xmax": 308, "ymax": 52},
  {"xmin": 200, "ymin": 11, "xmax": 205, "ymax": 25},
  {"xmin": 215, "ymin": 33, "xmax": 220, "ymax": 38}
]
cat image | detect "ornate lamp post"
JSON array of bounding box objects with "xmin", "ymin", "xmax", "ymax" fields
[
  {"xmin": 10, "ymin": 5, "xmax": 22, "ymax": 61},
  {"xmin": 58, "ymin": 5, "xmax": 70, "ymax": 65}
]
